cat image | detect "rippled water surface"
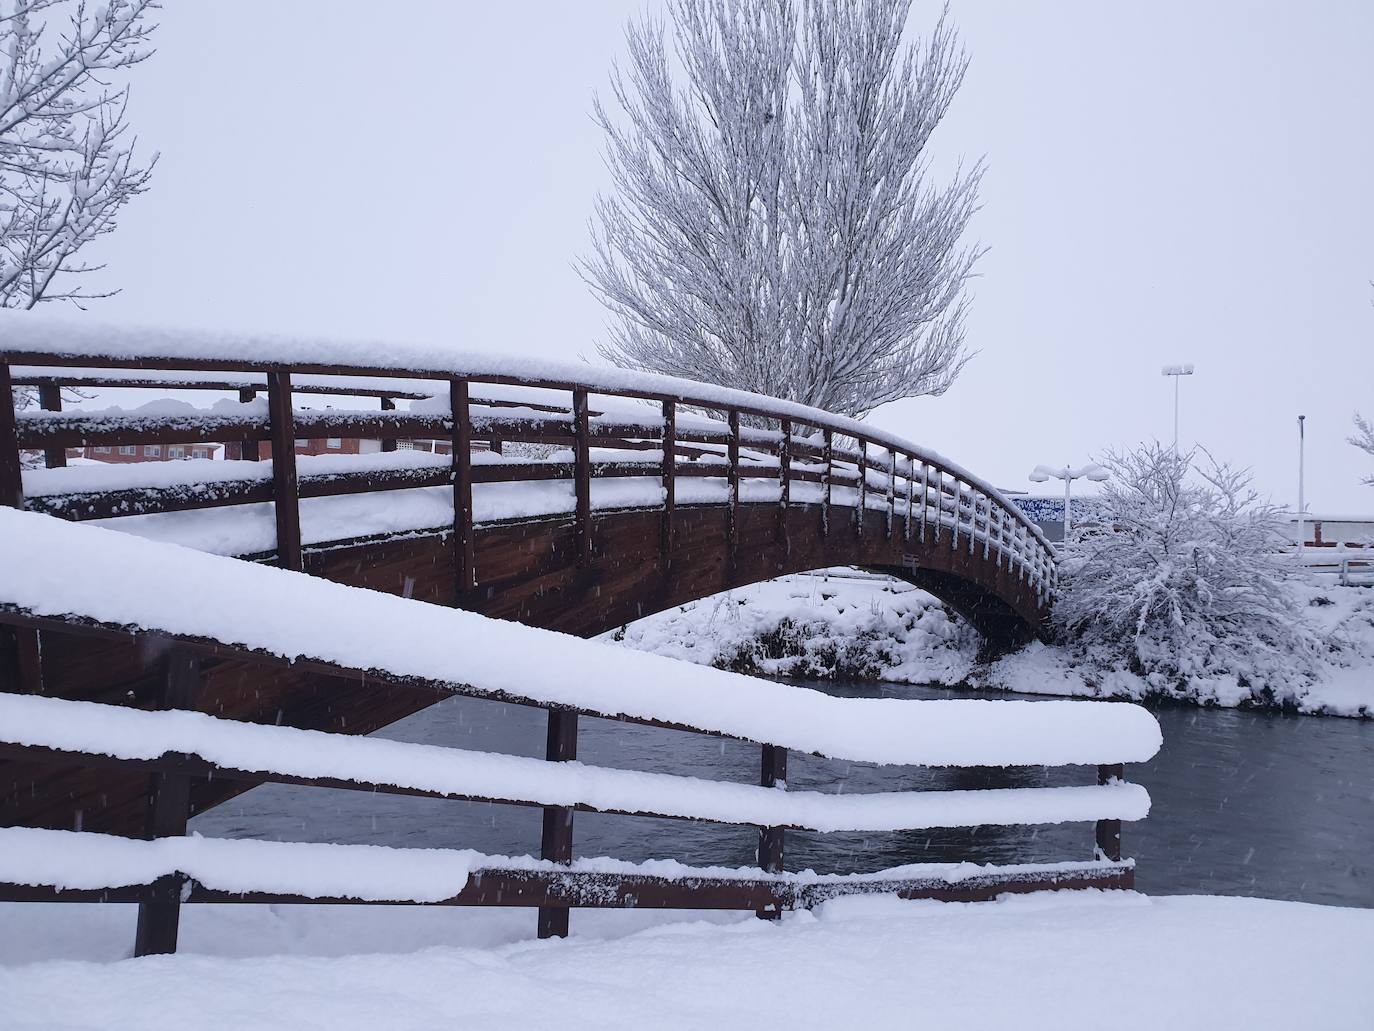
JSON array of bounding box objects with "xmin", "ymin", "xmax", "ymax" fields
[{"xmin": 193, "ymin": 678, "xmax": 1374, "ymax": 908}]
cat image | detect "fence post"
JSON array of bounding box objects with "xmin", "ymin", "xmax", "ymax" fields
[
  {"xmin": 0, "ymin": 360, "xmax": 23, "ymax": 510},
  {"xmin": 777, "ymin": 418, "xmax": 790, "ymax": 562},
  {"xmin": 821, "ymin": 429, "xmax": 833, "ymax": 539},
  {"xmin": 265, "ymin": 372, "xmax": 302, "ymax": 571},
  {"xmin": 757, "ymin": 744, "xmax": 787, "ymax": 920},
  {"xmin": 856, "ymin": 442, "xmax": 866, "ymax": 540},
  {"xmin": 37, "ymin": 385, "xmax": 66, "ymax": 468},
  {"xmin": 380, "ymin": 396, "xmax": 397, "ymax": 453},
  {"xmin": 661, "ymin": 400, "xmax": 675, "ymax": 562},
  {"xmin": 1095, "ymin": 764, "xmax": 1123, "ymax": 862},
  {"xmin": 133, "ymin": 647, "xmax": 200, "ymax": 957},
  {"xmin": 449, "ymin": 379, "xmax": 474, "ymax": 598},
  {"xmin": 904, "ymin": 456, "xmax": 914, "ymax": 542},
  {"xmin": 538, "ymin": 709, "xmax": 579, "ymax": 939},
  {"xmin": 573, "ymin": 388, "xmax": 591, "ymax": 569},
  {"xmin": 237, "ymin": 387, "xmax": 262, "ymax": 461},
  {"xmin": 727, "ymin": 409, "xmax": 740, "ymax": 574}
]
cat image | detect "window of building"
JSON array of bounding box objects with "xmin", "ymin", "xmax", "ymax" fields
[
  {"xmin": 168, "ymin": 446, "xmax": 185, "ymax": 459},
  {"xmin": 295, "ymin": 439, "xmax": 308, "ymax": 448},
  {"xmin": 145, "ymin": 445, "xmax": 161, "ymax": 458},
  {"xmin": 119, "ymin": 445, "xmax": 137, "ymax": 456},
  {"xmin": 191, "ymin": 448, "xmax": 208, "ymax": 459},
  {"xmin": 95, "ymin": 446, "xmax": 111, "ymax": 454},
  {"xmin": 327, "ymin": 438, "xmax": 343, "ymax": 449}
]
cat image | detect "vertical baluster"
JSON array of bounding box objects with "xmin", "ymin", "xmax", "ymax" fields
[
  {"xmin": 727, "ymin": 410, "xmax": 740, "ymax": 572},
  {"xmin": 982, "ymin": 494, "xmax": 991, "ymax": 560},
  {"xmin": 904, "ymin": 455, "xmax": 914, "ymax": 541},
  {"xmin": 821, "ymin": 429, "xmax": 833, "ymax": 538},
  {"xmin": 538, "ymin": 709, "xmax": 579, "ymax": 939},
  {"xmin": 265, "ymin": 371, "xmax": 302, "ymax": 571},
  {"xmin": 777, "ymin": 418, "xmax": 790, "ymax": 560},
  {"xmin": 133, "ymin": 647, "xmax": 200, "ymax": 957},
  {"xmin": 756, "ymin": 744, "xmax": 787, "ymax": 920},
  {"xmin": 1095, "ymin": 764, "xmax": 1124, "ymax": 862},
  {"xmin": 661, "ymin": 400, "xmax": 675, "ymax": 562},
  {"xmin": 574, "ymin": 389, "xmax": 591, "ymax": 568},
  {"xmin": 0, "ymin": 360, "xmax": 24, "ymax": 510},
  {"xmin": 37, "ymin": 385, "xmax": 65, "ymax": 468},
  {"xmin": 951, "ymin": 479, "xmax": 961, "ymax": 551},
  {"xmin": 920, "ymin": 464, "xmax": 929, "ymax": 544},
  {"xmin": 856, "ymin": 442, "xmax": 866, "ymax": 539},
  {"xmin": 237, "ymin": 387, "xmax": 262, "ymax": 461},
  {"xmin": 886, "ymin": 449, "xmax": 895, "ymax": 539},
  {"xmin": 450, "ymin": 378, "xmax": 474, "ymax": 598},
  {"xmin": 380, "ymin": 396, "xmax": 397, "ymax": 453}
]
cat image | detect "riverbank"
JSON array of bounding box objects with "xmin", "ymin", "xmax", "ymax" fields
[
  {"xmin": 609, "ymin": 571, "xmax": 1374, "ymax": 716},
  {"xmin": 4, "ymin": 892, "xmax": 1370, "ymax": 1029}
]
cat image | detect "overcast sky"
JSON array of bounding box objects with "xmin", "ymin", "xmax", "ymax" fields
[{"xmin": 86, "ymin": 1, "xmax": 1374, "ymax": 511}]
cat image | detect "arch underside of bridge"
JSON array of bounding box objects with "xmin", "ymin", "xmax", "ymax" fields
[{"xmin": 0, "ymin": 499, "xmax": 1046, "ymax": 839}]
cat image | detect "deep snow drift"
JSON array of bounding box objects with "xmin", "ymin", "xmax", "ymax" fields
[
  {"xmin": 2, "ymin": 892, "xmax": 1370, "ymax": 1030},
  {"xmin": 609, "ymin": 570, "xmax": 1374, "ymax": 716}
]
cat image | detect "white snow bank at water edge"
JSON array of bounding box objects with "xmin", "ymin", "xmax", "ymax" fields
[
  {"xmin": 2, "ymin": 893, "xmax": 1370, "ymax": 1030},
  {"xmin": 0, "ymin": 509, "xmax": 1160, "ymax": 766},
  {"xmin": 612, "ymin": 571, "xmax": 1374, "ymax": 717}
]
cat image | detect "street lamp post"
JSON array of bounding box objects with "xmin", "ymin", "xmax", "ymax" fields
[
  {"xmin": 1161, "ymin": 364, "xmax": 1195, "ymax": 450},
  {"xmin": 1029, "ymin": 463, "xmax": 1110, "ymax": 542},
  {"xmin": 1297, "ymin": 415, "xmax": 1306, "ymax": 561}
]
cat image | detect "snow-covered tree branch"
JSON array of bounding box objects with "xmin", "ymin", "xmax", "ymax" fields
[
  {"xmin": 1, "ymin": 0, "xmax": 158, "ymax": 410},
  {"xmin": 584, "ymin": 0, "xmax": 981, "ymax": 419},
  {"xmin": 1351, "ymin": 413, "xmax": 1374, "ymax": 488},
  {"xmin": 1051, "ymin": 443, "xmax": 1313, "ymax": 697}
]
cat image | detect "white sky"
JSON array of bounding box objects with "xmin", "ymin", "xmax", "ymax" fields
[{"xmin": 85, "ymin": 1, "xmax": 1374, "ymax": 511}]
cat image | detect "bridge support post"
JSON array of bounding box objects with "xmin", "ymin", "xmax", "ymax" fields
[
  {"xmin": 0, "ymin": 364, "xmax": 41, "ymax": 695},
  {"xmin": 661, "ymin": 401, "xmax": 675, "ymax": 562},
  {"xmin": 0, "ymin": 360, "xmax": 23, "ymax": 511},
  {"xmin": 133, "ymin": 648, "xmax": 200, "ymax": 957},
  {"xmin": 450, "ymin": 379, "xmax": 474, "ymax": 597},
  {"xmin": 727, "ymin": 410, "xmax": 740, "ymax": 576},
  {"xmin": 265, "ymin": 372, "xmax": 303, "ymax": 571},
  {"xmin": 821, "ymin": 429, "xmax": 832, "ymax": 539},
  {"xmin": 756, "ymin": 744, "xmax": 787, "ymax": 920},
  {"xmin": 37, "ymin": 385, "xmax": 66, "ymax": 469},
  {"xmin": 573, "ymin": 388, "xmax": 591, "ymax": 569},
  {"xmin": 1095, "ymin": 764, "xmax": 1123, "ymax": 862},
  {"xmin": 777, "ymin": 418, "xmax": 790, "ymax": 565},
  {"xmin": 237, "ymin": 387, "xmax": 261, "ymax": 461},
  {"xmin": 380, "ymin": 396, "xmax": 397, "ymax": 452},
  {"xmin": 538, "ymin": 708, "xmax": 578, "ymax": 939}
]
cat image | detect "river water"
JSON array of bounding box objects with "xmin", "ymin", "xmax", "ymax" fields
[{"xmin": 193, "ymin": 678, "xmax": 1374, "ymax": 909}]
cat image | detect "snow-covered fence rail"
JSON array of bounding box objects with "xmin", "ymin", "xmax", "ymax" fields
[
  {"xmin": 0, "ymin": 322, "xmax": 1057, "ymax": 610},
  {"xmin": 0, "ymin": 509, "xmax": 1154, "ymax": 956}
]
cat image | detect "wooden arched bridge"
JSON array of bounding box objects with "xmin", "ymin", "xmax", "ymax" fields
[{"xmin": 0, "ymin": 327, "xmax": 1134, "ymax": 959}]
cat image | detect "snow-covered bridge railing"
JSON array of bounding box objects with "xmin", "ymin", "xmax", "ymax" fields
[
  {"xmin": 0, "ymin": 509, "xmax": 1157, "ymax": 956},
  {"xmin": 0, "ymin": 319, "xmax": 1057, "ymax": 643}
]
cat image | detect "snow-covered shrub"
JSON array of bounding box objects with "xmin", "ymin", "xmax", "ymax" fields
[
  {"xmin": 1351, "ymin": 413, "xmax": 1374, "ymax": 489},
  {"xmin": 1051, "ymin": 443, "xmax": 1314, "ymax": 700}
]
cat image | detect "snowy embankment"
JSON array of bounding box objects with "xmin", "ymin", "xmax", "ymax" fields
[
  {"xmin": 610, "ymin": 571, "xmax": 1374, "ymax": 716},
  {"xmin": 3, "ymin": 893, "xmax": 1371, "ymax": 1030}
]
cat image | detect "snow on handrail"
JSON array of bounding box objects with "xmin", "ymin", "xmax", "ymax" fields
[
  {"xmin": 0, "ymin": 509, "xmax": 1159, "ymax": 767},
  {"xmin": 0, "ymin": 694, "xmax": 1151, "ymax": 832},
  {"xmin": 0, "ymin": 312, "xmax": 1054, "ymax": 553}
]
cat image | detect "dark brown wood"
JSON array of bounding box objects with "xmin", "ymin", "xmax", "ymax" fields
[
  {"xmin": 37, "ymin": 384, "xmax": 66, "ymax": 468},
  {"xmin": 238, "ymin": 387, "xmax": 262, "ymax": 460},
  {"xmin": 0, "ymin": 361, "xmax": 23, "ymax": 510},
  {"xmin": 886, "ymin": 449, "xmax": 896, "ymax": 539},
  {"xmin": 1096, "ymin": 764, "xmax": 1124, "ymax": 862},
  {"xmin": 661, "ymin": 400, "xmax": 675, "ymax": 560},
  {"xmin": 757, "ymin": 743, "xmax": 787, "ymax": 920},
  {"xmin": 727, "ymin": 410, "xmax": 741, "ymax": 570},
  {"xmin": 0, "ymin": 861, "xmax": 1134, "ymax": 910},
  {"xmin": 777, "ymin": 419, "xmax": 791, "ymax": 563},
  {"xmin": 821, "ymin": 429, "xmax": 833, "ymax": 537},
  {"xmin": 450, "ymin": 379, "xmax": 475, "ymax": 595},
  {"xmin": 573, "ymin": 388, "xmax": 591, "ymax": 569},
  {"xmin": 856, "ymin": 444, "xmax": 866, "ymax": 539},
  {"xmin": 539, "ymin": 708, "xmax": 578, "ymax": 939},
  {"xmin": 133, "ymin": 648, "xmax": 200, "ymax": 957},
  {"xmin": 265, "ymin": 371, "xmax": 303, "ymax": 571},
  {"xmin": 380, "ymin": 396, "xmax": 397, "ymax": 452}
]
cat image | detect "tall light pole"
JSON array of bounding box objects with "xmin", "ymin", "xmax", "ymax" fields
[
  {"xmin": 1161, "ymin": 364, "xmax": 1194, "ymax": 450},
  {"xmin": 1029, "ymin": 463, "xmax": 1110, "ymax": 541},
  {"xmin": 1297, "ymin": 415, "xmax": 1306, "ymax": 561}
]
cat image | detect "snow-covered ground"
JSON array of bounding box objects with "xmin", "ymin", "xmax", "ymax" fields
[
  {"xmin": 610, "ymin": 571, "xmax": 1374, "ymax": 717},
  {"xmin": 3, "ymin": 892, "xmax": 1370, "ymax": 1030}
]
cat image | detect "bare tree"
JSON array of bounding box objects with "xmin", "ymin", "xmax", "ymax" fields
[
  {"xmin": 2, "ymin": 1, "xmax": 157, "ymax": 407},
  {"xmin": 584, "ymin": 0, "xmax": 980, "ymax": 418},
  {"xmin": 1351, "ymin": 413, "xmax": 1374, "ymax": 488}
]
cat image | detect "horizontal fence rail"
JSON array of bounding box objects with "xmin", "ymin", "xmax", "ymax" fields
[{"xmin": 1, "ymin": 352, "xmax": 1058, "ymax": 607}]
